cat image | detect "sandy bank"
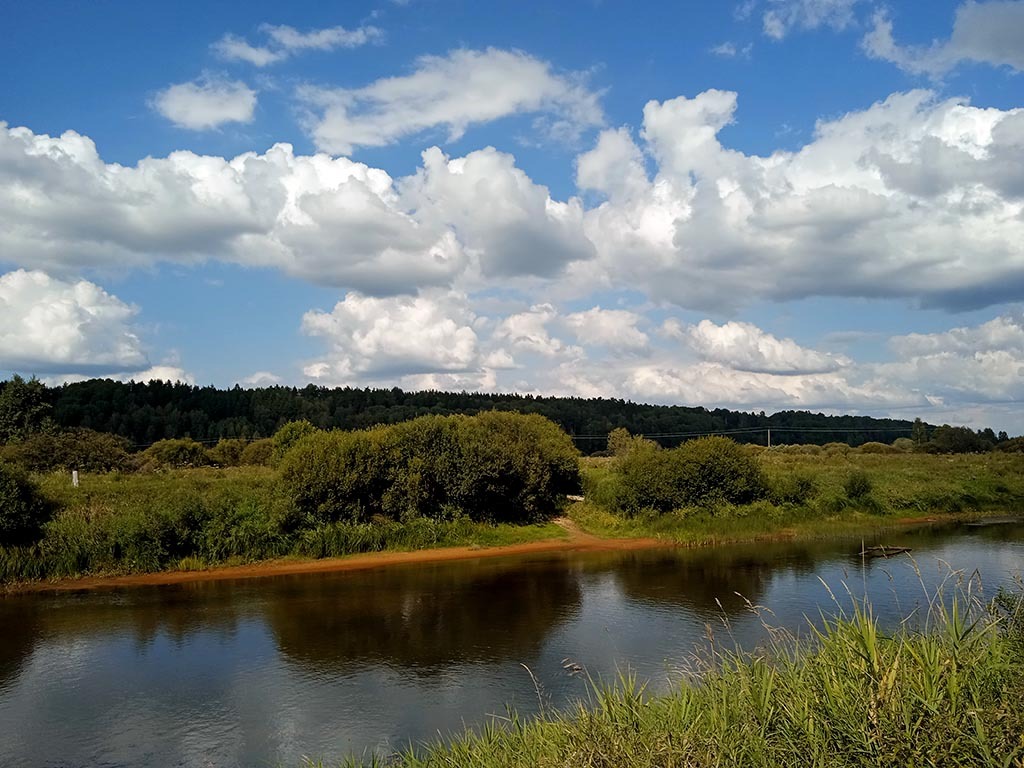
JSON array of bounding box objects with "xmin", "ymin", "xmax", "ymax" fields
[{"xmin": 8, "ymin": 519, "xmax": 665, "ymax": 594}]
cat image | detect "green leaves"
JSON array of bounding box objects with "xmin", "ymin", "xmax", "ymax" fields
[{"xmin": 278, "ymin": 412, "xmax": 581, "ymax": 525}]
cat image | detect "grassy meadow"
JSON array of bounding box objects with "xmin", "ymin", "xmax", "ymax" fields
[{"xmin": 573, "ymin": 449, "xmax": 1024, "ymax": 545}]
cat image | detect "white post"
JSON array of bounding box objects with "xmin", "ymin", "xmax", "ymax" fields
[
  {"xmin": 72, "ymin": 470, "xmax": 79, "ymax": 488},
  {"xmin": 767, "ymin": 428, "xmax": 771, "ymax": 448}
]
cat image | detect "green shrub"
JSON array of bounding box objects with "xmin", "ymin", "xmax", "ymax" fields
[
  {"xmin": 450, "ymin": 411, "xmax": 581, "ymax": 523},
  {"xmin": 996, "ymin": 437, "xmax": 1024, "ymax": 453},
  {"xmin": 279, "ymin": 428, "xmax": 390, "ymax": 524},
  {"xmin": 606, "ymin": 427, "xmax": 656, "ymax": 458},
  {"xmin": 604, "ymin": 437, "xmax": 767, "ymax": 515},
  {"xmin": 31, "ymin": 472, "xmax": 294, "ymax": 577},
  {"xmin": 278, "ymin": 412, "xmax": 580, "ymax": 525},
  {"xmin": 142, "ymin": 438, "xmax": 210, "ymax": 469},
  {"xmin": 0, "ymin": 462, "xmax": 53, "ymax": 545},
  {"xmin": 770, "ymin": 473, "xmax": 819, "ymax": 505},
  {"xmin": 859, "ymin": 441, "xmax": 896, "ymax": 454},
  {"xmin": 892, "ymin": 437, "xmax": 915, "ymax": 452},
  {"xmin": 207, "ymin": 438, "xmax": 249, "ymax": 467},
  {"xmin": 605, "ymin": 444, "xmax": 681, "ymax": 514},
  {"xmin": 844, "ymin": 469, "xmax": 873, "ymax": 500},
  {"xmin": 673, "ymin": 437, "xmax": 767, "ymax": 506},
  {"xmin": 272, "ymin": 420, "xmax": 319, "ymax": 465},
  {"xmin": 2, "ymin": 428, "xmax": 132, "ymax": 472},
  {"xmin": 239, "ymin": 438, "xmax": 274, "ymax": 466}
]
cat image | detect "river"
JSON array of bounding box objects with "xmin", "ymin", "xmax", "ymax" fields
[{"xmin": 1, "ymin": 520, "xmax": 1022, "ymax": 767}]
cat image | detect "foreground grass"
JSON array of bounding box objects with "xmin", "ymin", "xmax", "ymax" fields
[
  {"xmin": 0, "ymin": 468, "xmax": 565, "ymax": 585},
  {"xmin": 574, "ymin": 451, "xmax": 1024, "ymax": 545},
  {"xmin": 316, "ymin": 590, "xmax": 1024, "ymax": 768}
]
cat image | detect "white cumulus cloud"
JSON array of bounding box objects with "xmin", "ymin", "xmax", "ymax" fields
[
  {"xmin": 581, "ymin": 89, "xmax": 1024, "ymax": 312},
  {"xmin": 152, "ymin": 76, "xmax": 257, "ymax": 130},
  {"xmin": 128, "ymin": 365, "xmax": 195, "ymax": 385},
  {"xmin": 877, "ymin": 313, "xmax": 1024, "ymax": 403},
  {"xmin": 564, "ymin": 307, "xmax": 649, "ymax": 351},
  {"xmin": 241, "ymin": 371, "xmax": 283, "ymax": 386},
  {"xmin": 403, "ymin": 146, "xmax": 594, "ymax": 278},
  {"xmin": 0, "ymin": 270, "xmax": 147, "ymax": 374},
  {"xmin": 666, "ymin": 319, "xmax": 847, "ymax": 374},
  {"xmin": 4, "ymin": 87, "xmax": 1024, "ymax": 312},
  {"xmin": 301, "ymin": 291, "xmax": 482, "ymax": 382},
  {"xmin": 299, "ymin": 48, "xmax": 603, "ymax": 153},
  {"xmin": 863, "ymin": 2, "xmax": 1024, "ymax": 76}
]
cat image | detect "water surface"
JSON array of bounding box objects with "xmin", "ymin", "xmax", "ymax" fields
[{"xmin": 1, "ymin": 521, "xmax": 1022, "ymax": 767}]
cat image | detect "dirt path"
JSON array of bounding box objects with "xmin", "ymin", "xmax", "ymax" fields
[
  {"xmin": 552, "ymin": 516, "xmax": 602, "ymax": 543},
  {"xmin": 8, "ymin": 520, "xmax": 664, "ymax": 595}
]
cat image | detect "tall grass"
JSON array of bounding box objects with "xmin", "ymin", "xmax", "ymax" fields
[
  {"xmin": 317, "ymin": 585, "xmax": 1024, "ymax": 767},
  {"xmin": 296, "ymin": 518, "xmax": 566, "ymax": 559}
]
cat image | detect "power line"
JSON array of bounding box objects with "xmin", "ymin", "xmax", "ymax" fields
[{"xmin": 570, "ymin": 425, "xmax": 913, "ymax": 443}]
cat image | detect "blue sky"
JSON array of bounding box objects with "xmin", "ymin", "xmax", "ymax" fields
[{"xmin": 1, "ymin": 0, "xmax": 1023, "ymax": 431}]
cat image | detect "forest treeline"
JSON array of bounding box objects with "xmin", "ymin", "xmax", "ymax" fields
[{"xmin": 2, "ymin": 376, "xmax": 997, "ymax": 450}]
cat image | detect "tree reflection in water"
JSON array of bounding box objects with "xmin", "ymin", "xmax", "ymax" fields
[
  {"xmin": 264, "ymin": 557, "xmax": 583, "ymax": 675},
  {"xmin": 0, "ymin": 598, "xmax": 45, "ymax": 691}
]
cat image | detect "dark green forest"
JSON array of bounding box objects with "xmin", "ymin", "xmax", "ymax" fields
[{"xmin": 0, "ymin": 376, "xmax": 956, "ymax": 450}]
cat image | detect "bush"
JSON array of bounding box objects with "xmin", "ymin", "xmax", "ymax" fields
[
  {"xmin": 996, "ymin": 437, "xmax": 1024, "ymax": 454},
  {"xmin": 770, "ymin": 473, "xmax": 819, "ymax": 505},
  {"xmin": 0, "ymin": 463, "xmax": 53, "ymax": 545},
  {"xmin": 776, "ymin": 444, "xmax": 823, "ymax": 455},
  {"xmin": 279, "ymin": 428, "xmax": 389, "ymax": 524},
  {"xmin": 272, "ymin": 420, "xmax": 319, "ymax": 465},
  {"xmin": 608, "ymin": 444, "xmax": 684, "ymax": 514},
  {"xmin": 606, "ymin": 428, "xmax": 656, "ymax": 458},
  {"xmin": 859, "ymin": 441, "xmax": 896, "ymax": 454},
  {"xmin": 451, "ymin": 411, "xmax": 581, "ymax": 523},
  {"xmin": 673, "ymin": 437, "xmax": 768, "ymax": 506},
  {"xmin": 892, "ymin": 437, "xmax": 915, "ymax": 452},
  {"xmin": 844, "ymin": 469, "xmax": 873, "ymax": 500},
  {"xmin": 142, "ymin": 438, "xmax": 210, "ymax": 469},
  {"xmin": 239, "ymin": 438, "xmax": 274, "ymax": 466},
  {"xmin": 29, "ymin": 472, "xmax": 294, "ymax": 578},
  {"xmin": 823, "ymin": 441, "xmax": 851, "ymax": 456},
  {"xmin": 2, "ymin": 429, "xmax": 132, "ymax": 473},
  {"xmin": 207, "ymin": 438, "xmax": 249, "ymax": 467},
  {"xmin": 278, "ymin": 412, "xmax": 581, "ymax": 525},
  {"xmin": 604, "ymin": 437, "xmax": 767, "ymax": 515}
]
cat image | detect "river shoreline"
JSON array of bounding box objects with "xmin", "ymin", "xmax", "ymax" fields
[{"xmin": 6, "ymin": 508, "xmax": 1018, "ymax": 595}]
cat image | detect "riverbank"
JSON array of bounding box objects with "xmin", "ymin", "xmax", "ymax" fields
[
  {"xmin": 4, "ymin": 517, "xmax": 664, "ymax": 594},
  {"xmin": 4, "ymin": 451, "xmax": 1022, "ymax": 593},
  {"xmin": 8, "ymin": 506, "xmax": 1020, "ymax": 595},
  {"xmin": 6, "ymin": 518, "xmax": 663, "ymax": 593}
]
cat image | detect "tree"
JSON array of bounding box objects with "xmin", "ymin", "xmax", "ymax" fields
[
  {"xmin": 0, "ymin": 462, "xmax": 53, "ymax": 546},
  {"xmin": 271, "ymin": 420, "xmax": 319, "ymax": 465},
  {"xmin": 911, "ymin": 417, "xmax": 927, "ymax": 446},
  {"xmin": 0, "ymin": 375, "xmax": 53, "ymax": 443}
]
